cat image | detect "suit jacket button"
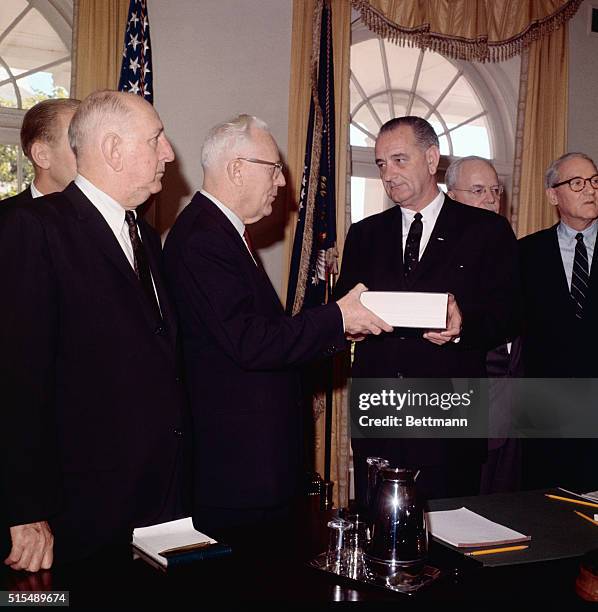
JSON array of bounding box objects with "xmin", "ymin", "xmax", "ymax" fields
[
  {"xmin": 154, "ymin": 325, "xmax": 165, "ymax": 335},
  {"xmin": 173, "ymin": 429, "xmax": 183, "ymax": 437},
  {"xmin": 396, "ymin": 372, "xmax": 403, "ymax": 378}
]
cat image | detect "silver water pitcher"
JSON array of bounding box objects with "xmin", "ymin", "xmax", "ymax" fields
[{"xmin": 364, "ymin": 467, "xmax": 428, "ymax": 579}]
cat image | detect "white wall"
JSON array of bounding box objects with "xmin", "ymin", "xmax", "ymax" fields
[
  {"xmin": 568, "ymin": 0, "xmax": 598, "ymax": 159},
  {"xmin": 149, "ymin": 0, "xmax": 293, "ymax": 296}
]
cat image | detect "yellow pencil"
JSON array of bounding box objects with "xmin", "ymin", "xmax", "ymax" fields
[
  {"xmin": 465, "ymin": 545, "xmax": 529, "ymax": 556},
  {"xmin": 545, "ymin": 494, "xmax": 598, "ymax": 509},
  {"xmin": 574, "ymin": 510, "xmax": 598, "ymax": 526}
]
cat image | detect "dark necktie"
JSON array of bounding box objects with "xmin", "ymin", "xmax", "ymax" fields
[
  {"xmin": 125, "ymin": 211, "xmax": 162, "ymax": 320},
  {"xmin": 243, "ymin": 228, "xmax": 257, "ymax": 265},
  {"xmin": 571, "ymin": 232, "xmax": 589, "ymax": 319},
  {"xmin": 404, "ymin": 212, "xmax": 423, "ymax": 277}
]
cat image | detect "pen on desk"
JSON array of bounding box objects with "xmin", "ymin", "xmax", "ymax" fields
[
  {"xmin": 574, "ymin": 510, "xmax": 598, "ymax": 526},
  {"xmin": 465, "ymin": 545, "xmax": 529, "ymax": 557},
  {"xmin": 159, "ymin": 541, "xmax": 213, "ymax": 555},
  {"xmin": 544, "ymin": 494, "xmax": 598, "ymax": 509}
]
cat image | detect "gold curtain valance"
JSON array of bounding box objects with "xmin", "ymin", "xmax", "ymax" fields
[{"xmin": 351, "ymin": 0, "xmax": 583, "ymax": 62}]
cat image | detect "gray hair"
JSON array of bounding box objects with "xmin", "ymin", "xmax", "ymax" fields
[
  {"xmin": 545, "ymin": 152, "xmax": 597, "ymax": 189},
  {"xmin": 445, "ymin": 156, "xmax": 496, "ymax": 190},
  {"xmin": 201, "ymin": 114, "xmax": 269, "ymax": 169},
  {"xmin": 68, "ymin": 90, "xmax": 135, "ymax": 157},
  {"xmin": 378, "ymin": 116, "xmax": 439, "ymax": 150}
]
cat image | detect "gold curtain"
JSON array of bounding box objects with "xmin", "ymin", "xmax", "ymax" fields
[
  {"xmin": 352, "ymin": 0, "xmax": 582, "ymax": 62},
  {"xmin": 514, "ymin": 28, "xmax": 567, "ymax": 237},
  {"xmin": 285, "ymin": 0, "xmax": 351, "ymax": 506},
  {"xmin": 72, "ymin": 0, "xmax": 129, "ymax": 99}
]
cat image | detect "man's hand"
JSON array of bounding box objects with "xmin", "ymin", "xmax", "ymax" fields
[
  {"xmin": 5, "ymin": 522, "xmax": 54, "ymax": 572},
  {"xmin": 423, "ymin": 293, "xmax": 462, "ymax": 346},
  {"xmin": 336, "ymin": 283, "xmax": 393, "ymax": 338}
]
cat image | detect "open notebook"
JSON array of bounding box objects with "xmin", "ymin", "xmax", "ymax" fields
[
  {"xmin": 133, "ymin": 517, "xmax": 232, "ymax": 568},
  {"xmin": 425, "ymin": 507, "xmax": 531, "ymax": 548}
]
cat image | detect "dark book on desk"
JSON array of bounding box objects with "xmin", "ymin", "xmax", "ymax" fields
[{"xmin": 132, "ymin": 517, "xmax": 232, "ymax": 568}]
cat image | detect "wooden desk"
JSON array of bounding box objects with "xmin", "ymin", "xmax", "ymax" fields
[{"xmin": 1, "ymin": 491, "xmax": 595, "ymax": 606}]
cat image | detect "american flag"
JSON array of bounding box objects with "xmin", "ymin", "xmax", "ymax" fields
[{"xmin": 118, "ymin": 0, "xmax": 153, "ymax": 104}]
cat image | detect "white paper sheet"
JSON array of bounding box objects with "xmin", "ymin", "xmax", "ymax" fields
[{"xmin": 425, "ymin": 507, "xmax": 531, "ymax": 548}]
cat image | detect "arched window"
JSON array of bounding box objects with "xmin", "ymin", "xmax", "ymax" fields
[
  {"xmin": 0, "ymin": 0, "xmax": 73, "ymax": 197},
  {"xmin": 349, "ymin": 21, "xmax": 519, "ymax": 223}
]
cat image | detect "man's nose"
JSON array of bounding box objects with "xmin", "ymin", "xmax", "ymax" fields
[{"xmin": 160, "ymin": 135, "xmax": 175, "ymax": 162}]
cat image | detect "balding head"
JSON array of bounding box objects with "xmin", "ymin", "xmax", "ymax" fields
[
  {"xmin": 446, "ymin": 156, "xmax": 502, "ymax": 213},
  {"xmin": 69, "ymin": 90, "xmax": 174, "ymax": 209},
  {"xmin": 201, "ymin": 114, "xmax": 285, "ymax": 224}
]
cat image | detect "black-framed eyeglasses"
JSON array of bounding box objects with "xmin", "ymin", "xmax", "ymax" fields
[
  {"xmin": 236, "ymin": 157, "xmax": 283, "ymax": 178},
  {"xmin": 551, "ymin": 174, "xmax": 598, "ymax": 192},
  {"xmin": 451, "ymin": 185, "xmax": 504, "ymax": 198}
]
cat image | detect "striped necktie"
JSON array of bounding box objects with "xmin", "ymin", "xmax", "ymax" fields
[{"xmin": 571, "ymin": 232, "xmax": 589, "ymax": 320}]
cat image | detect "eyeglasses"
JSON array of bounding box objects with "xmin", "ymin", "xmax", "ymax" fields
[
  {"xmin": 452, "ymin": 185, "xmax": 504, "ymax": 198},
  {"xmin": 236, "ymin": 157, "xmax": 283, "ymax": 178},
  {"xmin": 551, "ymin": 174, "xmax": 598, "ymax": 192}
]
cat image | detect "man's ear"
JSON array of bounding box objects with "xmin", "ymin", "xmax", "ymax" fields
[
  {"xmin": 101, "ymin": 132, "xmax": 123, "ymax": 171},
  {"xmin": 227, "ymin": 158, "xmax": 243, "ymax": 185},
  {"xmin": 426, "ymin": 145, "xmax": 440, "ymax": 175},
  {"xmin": 30, "ymin": 141, "xmax": 51, "ymax": 170},
  {"xmin": 545, "ymin": 187, "xmax": 558, "ymax": 207}
]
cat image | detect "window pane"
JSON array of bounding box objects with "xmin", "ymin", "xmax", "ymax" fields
[
  {"xmin": 0, "ymin": 67, "xmax": 18, "ymax": 107},
  {"xmin": 351, "ymin": 38, "xmax": 385, "ymax": 107},
  {"xmin": 418, "ymin": 51, "xmax": 459, "ymax": 106},
  {"xmin": 436, "ymin": 75, "xmax": 483, "ymax": 126},
  {"xmin": 450, "ymin": 120, "xmax": 491, "ymax": 158},
  {"xmin": 0, "ymin": 0, "xmax": 28, "ymax": 33},
  {"xmin": 0, "ymin": 144, "xmax": 19, "ymax": 198},
  {"xmin": 0, "ymin": 7, "xmax": 69, "ymax": 71},
  {"xmin": 352, "ymin": 105, "xmax": 379, "ymax": 145},
  {"xmin": 351, "ymin": 176, "xmax": 392, "ymax": 223}
]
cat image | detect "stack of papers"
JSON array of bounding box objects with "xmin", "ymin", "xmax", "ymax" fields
[
  {"xmin": 360, "ymin": 291, "xmax": 448, "ymax": 329},
  {"xmin": 133, "ymin": 517, "xmax": 231, "ymax": 568},
  {"xmin": 425, "ymin": 507, "xmax": 531, "ymax": 548}
]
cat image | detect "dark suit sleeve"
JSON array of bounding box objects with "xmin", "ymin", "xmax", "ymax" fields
[
  {"xmin": 458, "ymin": 214, "xmax": 521, "ymax": 350},
  {"xmin": 0, "ymin": 207, "xmax": 63, "ymax": 527},
  {"xmin": 177, "ymin": 229, "xmax": 345, "ymax": 370},
  {"xmin": 334, "ymin": 223, "xmax": 360, "ymax": 300}
]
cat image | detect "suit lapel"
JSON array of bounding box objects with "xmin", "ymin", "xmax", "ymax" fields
[
  {"xmin": 64, "ymin": 183, "xmax": 166, "ymax": 331},
  {"xmin": 405, "ymin": 195, "xmax": 458, "ymax": 288},
  {"xmin": 202, "ymin": 196, "xmax": 284, "ymax": 311},
  {"xmin": 548, "ymin": 225, "xmax": 577, "ymax": 318}
]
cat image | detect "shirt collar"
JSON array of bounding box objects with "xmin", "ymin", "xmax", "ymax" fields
[
  {"xmin": 75, "ymin": 174, "xmax": 129, "ymax": 235},
  {"xmin": 558, "ymin": 218, "xmax": 598, "ymax": 242},
  {"xmin": 200, "ymin": 188, "xmax": 245, "ymax": 236},
  {"xmin": 400, "ymin": 189, "xmax": 444, "ymax": 223},
  {"xmin": 30, "ymin": 181, "xmax": 44, "ymax": 199}
]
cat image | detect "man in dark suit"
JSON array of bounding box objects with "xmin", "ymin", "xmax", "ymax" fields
[
  {"xmin": 446, "ymin": 155, "xmax": 522, "ymax": 493},
  {"xmin": 1, "ymin": 98, "xmax": 80, "ymax": 208},
  {"xmin": 0, "ymin": 91, "xmax": 187, "ymax": 571},
  {"xmin": 519, "ymin": 152, "xmax": 598, "ymax": 491},
  {"xmin": 163, "ymin": 114, "xmax": 391, "ymax": 541},
  {"xmin": 335, "ymin": 117, "xmax": 519, "ymax": 502}
]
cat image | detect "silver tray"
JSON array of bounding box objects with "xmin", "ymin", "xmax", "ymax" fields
[{"xmin": 308, "ymin": 552, "xmax": 441, "ymax": 595}]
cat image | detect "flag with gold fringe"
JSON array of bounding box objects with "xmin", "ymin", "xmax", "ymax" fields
[{"xmin": 286, "ymin": 0, "xmax": 337, "ymax": 315}]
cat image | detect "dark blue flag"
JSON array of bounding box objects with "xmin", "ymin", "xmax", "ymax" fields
[
  {"xmin": 118, "ymin": 0, "xmax": 153, "ymax": 104},
  {"xmin": 286, "ymin": 0, "xmax": 336, "ymax": 315}
]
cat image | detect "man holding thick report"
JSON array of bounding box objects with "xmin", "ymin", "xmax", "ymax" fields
[
  {"xmin": 335, "ymin": 117, "xmax": 519, "ymax": 502},
  {"xmin": 164, "ymin": 114, "xmax": 390, "ymax": 541}
]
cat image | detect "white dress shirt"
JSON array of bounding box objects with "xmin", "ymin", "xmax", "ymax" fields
[
  {"xmin": 30, "ymin": 182, "xmax": 44, "ymax": 199},
  {"xmin": 400, "ymin": 190, "xmax": 445, "ymax": 258},
  {"xmin": 75, "ymin": 174, "xmax": 161, "ymax": 310}
]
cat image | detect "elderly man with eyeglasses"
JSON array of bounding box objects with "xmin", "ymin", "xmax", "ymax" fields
[
  {"xmin": 163, "ymin": 114, "xmax": 391, "ymax": 544},
  {"xmin": 446, "ymin": 155, "xmax": 521, "ymax": 494},
  {"xmin": 519, "ymin": 152, "xmax": 598, "ymax": 492},
  {"xmin": 446, "ymin": 155, "xmax": 504, "ymax": 213}
]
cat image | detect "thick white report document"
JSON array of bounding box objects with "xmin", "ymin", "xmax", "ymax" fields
[
  {"xmin": 425, "ymin": 507, "xmax": 531, "ymax": 548},
  {"xmin": 360, "ymin": 291, "xmax": 448, "ymax": 329}
]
